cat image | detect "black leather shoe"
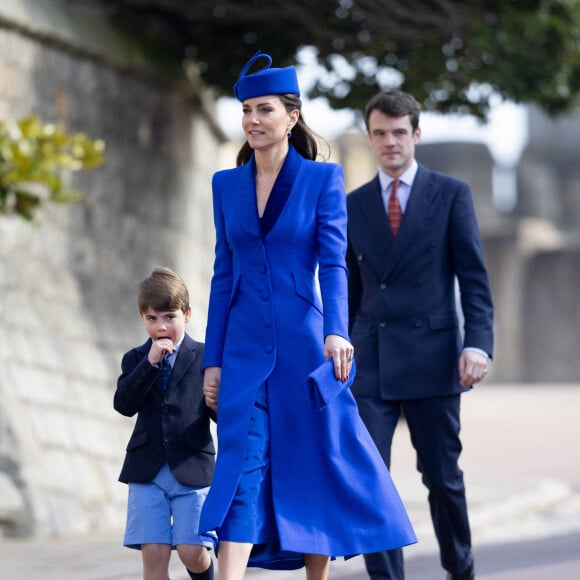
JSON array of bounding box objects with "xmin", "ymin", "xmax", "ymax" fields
[{"xmin": 446, "ymin": 562, "xmax": 475, "ymax": 580}]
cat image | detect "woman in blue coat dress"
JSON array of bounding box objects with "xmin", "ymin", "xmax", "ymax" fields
[{"xmin": 200, "ymin": 51, "xmax": 417, "ymax": 580}]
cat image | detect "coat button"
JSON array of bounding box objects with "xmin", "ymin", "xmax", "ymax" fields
[
  {"xmin": 380, "ymin": 283, "xmax": 387, "ymax": 290},
  {"xmin": 258, "ymin": 264, "xmax": 267, "ymax": 274},
  {"xmin": 357, "ymin": 254, "xmax": 363, "ymax": 261},
  {"xmin": 264, "ymin": 344, "xmax": 274, "ymax": 354},
  {"xmin": 379, "ymin": 321, "xmax": 386, "ymax": 327},
  {"xmin": 261, "ymin": 318, "xmax": 271, "ymax": 328}
]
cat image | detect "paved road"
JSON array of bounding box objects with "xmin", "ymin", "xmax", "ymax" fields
[{"xmin": 1, "ymin": 383, "xmax": 579, "ymax": 579}]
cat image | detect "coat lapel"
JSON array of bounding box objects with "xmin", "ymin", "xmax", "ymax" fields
[
  {"xmin": 237, "ymin": 148, "xmax": 304, "ymax": 239},
  {"xmin": 237, "ymin": 158, "xmax": 261, "ymax": 239}
]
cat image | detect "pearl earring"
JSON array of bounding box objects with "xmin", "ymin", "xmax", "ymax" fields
[{"xmin": 288, "ymin": 130, "xmax": 292, "ymax": 138}]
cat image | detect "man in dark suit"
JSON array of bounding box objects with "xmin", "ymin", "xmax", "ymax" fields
[{"xmin": 346, "ymin": 89, "xmax": 493, "ymax": 580}]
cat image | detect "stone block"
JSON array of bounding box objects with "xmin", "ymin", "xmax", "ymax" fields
[
  {"xmin": 522, "ymin": 246, "xmax": 580, "ymax": 382},
  {"xmin": 0, "ymin": 473, "xmax": 25, "ymax": 524}
]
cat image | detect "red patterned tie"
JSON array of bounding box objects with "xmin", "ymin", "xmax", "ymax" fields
[{"xmin": 388, "ymin": 179, "xmax": 402, "ymax": 236}]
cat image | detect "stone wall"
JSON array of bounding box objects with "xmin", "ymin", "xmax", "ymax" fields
[{"xmin": 0, "ymin": 8, "xmax": 220, "ymax": 537}]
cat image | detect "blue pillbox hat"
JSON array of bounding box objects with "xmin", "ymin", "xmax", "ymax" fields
[{"xmin": 234, "ymin": 51, "xmax": 300, "ymax": 101}]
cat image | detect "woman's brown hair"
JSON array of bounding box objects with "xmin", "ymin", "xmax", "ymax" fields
[{"xmin": 236, "ymin": 94, "xmax": 327, "ymax": 166}]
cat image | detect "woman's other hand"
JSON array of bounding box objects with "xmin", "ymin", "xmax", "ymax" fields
[{"xmin": 324, "ymin": 334, "xmax": 354, "ymax": 382}]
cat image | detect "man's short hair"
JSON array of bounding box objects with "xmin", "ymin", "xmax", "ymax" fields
[{"xmin": 364, "ymin": 89, "xmax": 421, "ymax": 132}]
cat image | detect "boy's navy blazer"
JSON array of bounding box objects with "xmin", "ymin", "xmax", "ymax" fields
[
  {"xmin": 114, "ymin": 333, "xmax": 215, "ymax": 487},
  {"xmin": 346, "ymin": 164, "xmax": 494, "ymax": 400}
]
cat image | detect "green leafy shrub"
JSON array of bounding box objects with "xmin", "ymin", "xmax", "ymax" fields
[{"xmin": 0, "ymin": 116, "xmax": 105, "ymax": 221}]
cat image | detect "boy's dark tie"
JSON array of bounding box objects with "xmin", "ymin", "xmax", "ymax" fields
[{"xmin": 160, "ymin": 353, "xmax": 172, "ymax": 390}]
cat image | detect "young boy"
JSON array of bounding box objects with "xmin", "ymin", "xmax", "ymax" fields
[{"xmin": 114, "ymin": 267, "xmax": 216, "ymax": 580}]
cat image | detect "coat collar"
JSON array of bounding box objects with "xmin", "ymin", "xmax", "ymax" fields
[{"xmin": 237, "ymin": 145, "xmax": 303, "ymax": 239}]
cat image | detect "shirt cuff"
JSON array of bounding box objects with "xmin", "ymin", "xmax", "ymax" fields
[{"xmin": 462, "ymin": 347, "xmax": 490, "ymax": 360}]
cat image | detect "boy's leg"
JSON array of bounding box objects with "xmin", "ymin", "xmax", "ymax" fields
[
  {"xmin": 176, "ymin": 544, "xmax": 214, "ymax": 579},
  {"xmin": 142, "ymin": 543, "xmax": 171, "ymax": 580},
  {"xmin": 166, "ymin": 472, "xmax": 214, "ymax": 578},
  {"xmin": 187, "ymin": 559, "xmax": 213, "ymax": 580},
  {"xmin": 123, "ymin": 471, "xmax": 174, "ymax": 579}
]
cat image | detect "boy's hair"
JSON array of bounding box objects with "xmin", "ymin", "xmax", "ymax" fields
[
  {"xmin": 137, "ymin": 267, "xmax": 190, "ymax": 314},
  {"xmin": 364, "ymin": 88, "xmax": 421, "ymax": 132}
]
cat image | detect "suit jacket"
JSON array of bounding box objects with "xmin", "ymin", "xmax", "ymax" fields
[
  {"xmin": 114, "ymin": 333, "xmax": 216, "ymax": 486},
  {"xmin": 346, "ymin": 164, "xmax": 493, "ymax": 400}
]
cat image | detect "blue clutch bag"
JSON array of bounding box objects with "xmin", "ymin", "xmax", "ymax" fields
[{"xmin": 307, "ymin": 358, "xmax": 357, "ymax": 409}]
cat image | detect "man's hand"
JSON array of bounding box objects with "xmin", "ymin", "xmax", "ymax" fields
[{"xmin": 459, "ymin": 351, "xmax": 489, "ymax": 387}]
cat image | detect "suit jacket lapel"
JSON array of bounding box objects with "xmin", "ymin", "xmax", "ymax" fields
[
  {"xmin": 383, "ymin": 165, "xmax": 438, "ymax": 280},
  {"xmin": 167, "ymin": 334, "xmax": 197, "ymax": 390},
  {"xmin": 360, "ymin": 175, "xmax": 393, "ymax": 250}
]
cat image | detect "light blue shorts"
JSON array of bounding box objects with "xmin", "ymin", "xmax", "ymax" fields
[{"xmin": 123, "ymin": 463, "xmax": 215, "ymax": 550}]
